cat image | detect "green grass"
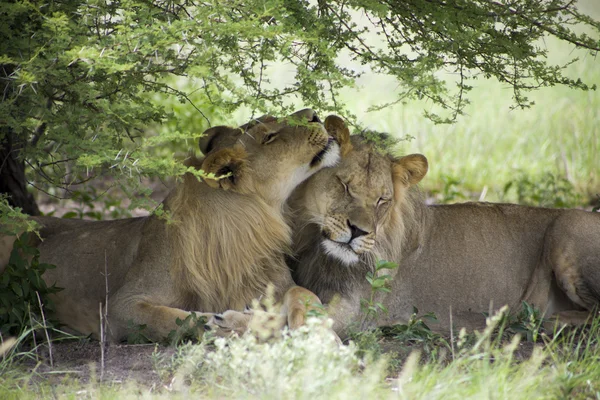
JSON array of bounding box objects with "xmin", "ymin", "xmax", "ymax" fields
[{"xmin": 3, "ymin": 312, "xmax": 600, "ymax": 399}]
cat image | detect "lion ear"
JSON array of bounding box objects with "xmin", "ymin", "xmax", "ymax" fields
[
  {"xmin": 392, "ymin": 154, "xmax": 428, "ymax": 186},
  {"xmin": 201, "ymin": 146, "xmax": 247, "ymax": 191},
  {"xmin": 199, "ymin": 126, "xmax": 242, "ymax": 155},
  {"xmin": 324, "ymin": 115, "xmax": 353, "ymax": 156}
]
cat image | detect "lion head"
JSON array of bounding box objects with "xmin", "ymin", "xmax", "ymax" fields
[
  {"xmin": 288, "ymin": 120, "xmax": 428, "ymax": 298},
  {"xmin": 195, "ymin": 109, "xmax": 347, "ymax": 207},
  {"xmin": 166, "ymin": 110, "xmax": 351, "ymax": 313}
]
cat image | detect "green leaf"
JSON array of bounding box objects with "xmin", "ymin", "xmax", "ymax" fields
[
  {"xmin": 375, "ymin": 261, "xmax": 399, "ymax": 271},
  {"xmin": 62, "ymin": 212, "xmax": 78, "ymax": 219},
  {"xmin": 21, "ymin": 280, "xmax": 30, "ymax": 297},
  {"xmin": 10, "ymin": 282, "xmax": 23, "ymax": 297}
]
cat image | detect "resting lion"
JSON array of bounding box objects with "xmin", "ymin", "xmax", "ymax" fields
[
  {"xmin": 285, "ymin": 129, "xmax": 600, "ymax": 337},
  {"xmin": 0, "ymin": 109, "xmax": 347, "ymax": 342}
]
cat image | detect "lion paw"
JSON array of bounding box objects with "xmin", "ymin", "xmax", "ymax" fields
[
  {"xmin": 205, "ymin": 308, "xmax": 287, "ymax": 341},
  {"xmin": 204, "ymin": 310, "xmax": 253, "ymax": 338}
]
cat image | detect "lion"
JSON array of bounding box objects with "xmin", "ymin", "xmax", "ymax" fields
[
  {"xmin": 0, "ymin": 109, "xmax": 348, "ymax": 342},
  {"xmin": 282, "ymin": 122, "xmax": 600, "ymax": 337}
]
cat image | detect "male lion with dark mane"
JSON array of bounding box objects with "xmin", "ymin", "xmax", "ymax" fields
[
  {"xmin": 285, "ymin": 118, "xmax": 600, "ymax": 337},
  {"xmin": 0, "ymin": 109, "xmax": 347, "ymax": 342}
]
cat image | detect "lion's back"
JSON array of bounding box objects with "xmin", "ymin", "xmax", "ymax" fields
[{"xmin": 36, "ymin": 216, "xmax": 148, "ymax": 301}]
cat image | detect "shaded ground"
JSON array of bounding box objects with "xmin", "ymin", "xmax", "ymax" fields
[{"xmin": 19, "ymin": 340, "xmax": 175, "ymax": 388}]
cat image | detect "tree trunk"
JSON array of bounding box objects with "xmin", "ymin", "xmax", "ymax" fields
[
  {"xmin": 0, "ymin": 128, "xmax": 40, "ymax": 216},
  {"xmin": 1, "ymin": 61, "xmax": 39, "ymax": 215}
]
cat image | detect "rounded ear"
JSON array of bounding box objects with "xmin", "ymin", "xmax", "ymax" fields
[
  {"xmin": 199, "ymin": 126, "xmax": 241, "ymax": 155},
  {"xmin": 201, "ymin": 147, "xmax": 247, "ymax": 191},
  {"xmin": 392, "ymin": 154, "xmax": 428, "ymax": 186},
  {"xmin": 324, "ymin": 115, "xmax": 353, "ymax": 156}
]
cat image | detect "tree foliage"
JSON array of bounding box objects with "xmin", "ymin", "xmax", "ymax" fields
[{"xmin": 0, "ymin": 0, "xmax": 598, "ymax": 209}]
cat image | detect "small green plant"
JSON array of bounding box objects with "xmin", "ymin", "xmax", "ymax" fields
[
  {"xmin": 508, "ymin": 302, "xmax": 546, "ymax": 342},
  {"xmin": 0, "ymin": 234, "xmax": 62, "ymax": 337},
  {"xmin": 347, "ymin": 327, "xmax": 384, "ymax": 360},
  {"xmin": 481, "ymin": 302, "xmax": 546, "ymax": 345},
  {"xmin": 384, "ymin": 307, "xmax": 447, "ymax": 345},
  {"xmin": 151, "ymin": 341, "xmax": 195, "ymax": 383},
  {"xmin": 126, "ymin": 321, "xmax": 152, "ymax": 345},
  {"xmin": 165, "ymin": 314, "xmax": 208, "ymax": 346},
  {"xmin": 384, "ymin": 308, "xmax": 450, "ymax": 352},
  {"xmin": 0, "ymin": 198, "xmax": 39, "ymax": 236},
  {"xmin": 360, "ymin": 260, "xmax": 399, "ymax": 329},
  {"xmin": 502, "ymin": 171, "xmax": 582, "ymax": 208}
]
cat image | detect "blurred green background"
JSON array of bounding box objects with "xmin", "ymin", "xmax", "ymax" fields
[{"xmin": 342, "ymin": 1, "xmax": 599, "ymax": 205}]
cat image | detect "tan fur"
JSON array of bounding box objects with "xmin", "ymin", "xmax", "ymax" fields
[
  {"xmin": 168, "ymin": 174, "xmax": 292, "ymax": 312},
  {"xmin": 0, "ymin": 109, "xmax": 346, "ymax": 342},
  {"xmin": 288, "ymin": 132, "xmax": 600, "ymax": 337}
]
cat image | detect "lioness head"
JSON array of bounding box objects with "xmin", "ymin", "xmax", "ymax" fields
[
  {"xmin": 289, "ymin": 127, "xmax": 428, "ymax": 266},
  {"xmin": 198, "ymin": 109, "xmax": 347, "ymax": 206}
]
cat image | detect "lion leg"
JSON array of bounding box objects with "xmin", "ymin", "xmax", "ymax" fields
[
  {"xmin": 108, "ymin": 299, "xmax": 213, "ymax": 342},
  {"xmin": 282, "ymin": 286, "xmax": 342, "ymax": 344},
  {"xmin": 205, "ymin": 310, "xmax": 254, "ymax": 337},
  {"xmin": 205, "ymin": 286, "xmax": 323, "ymax": 337},
  {"xmin": 281, "ymin": 286, "xmax": 324, "ymax": 329},
  {"xmin": 546, "ymin": 212, "xmax": 600, "ymax": 322},
  {"xmin": 205, "ymin": 308, "xmax": 286, "ymax": 341},
  {"xmin": 51, "ymin": 293, "xmax": 103, "ymax": 338},
  {"xmin": 205, "ymin": 286, "xmax": 341, "ymax": 342}
]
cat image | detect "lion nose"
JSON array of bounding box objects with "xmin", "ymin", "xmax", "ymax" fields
[{"xmin": 348, "ymin": 220, "xmax": 369, "ymax": 241}]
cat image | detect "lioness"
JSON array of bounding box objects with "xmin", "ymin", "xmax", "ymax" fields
[
  {"xmin": 286, "ymin": 127, "xmax": 600, "ymax": 337},
  {"xmin": 0, "ymin": 109, "xmax": 346, "ymax": 342}
]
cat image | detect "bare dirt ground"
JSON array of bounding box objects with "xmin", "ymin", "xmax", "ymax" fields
[{"xmin": 19, "ymin": 340, "xmax": 175, "ymax": 388}]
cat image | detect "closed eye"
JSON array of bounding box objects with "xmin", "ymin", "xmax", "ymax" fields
[
  {"xmin": 337, "ymin": 177, "xmax": 349, "ymax": 194},
  {"xmin": 262, "ymin": 132, "xmax": 279, "ymax": 144}
]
